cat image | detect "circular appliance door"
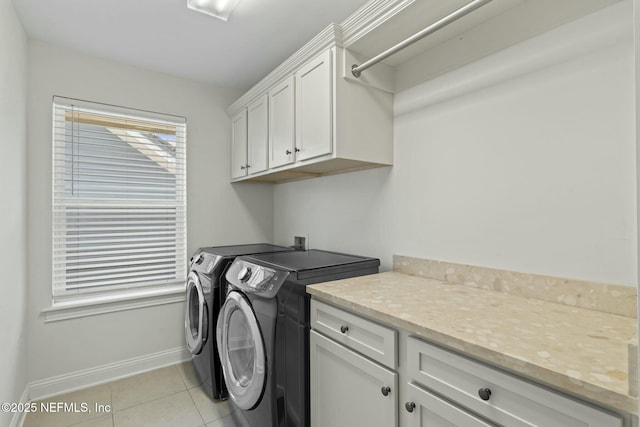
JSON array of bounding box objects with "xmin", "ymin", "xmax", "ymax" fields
[
  {"xmin": 217, "ymin": 291, "xmax": 266, "ymax": 410},
  {"xmin": 185, "ymin": 272, "xmax": 208, "ymax": 355}
]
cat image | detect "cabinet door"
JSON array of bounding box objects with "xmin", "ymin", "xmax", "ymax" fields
[
  {"xmin": 247, "ymin": 94, "xmax": 268, "ymax": 174},
  {"xmin": 268, "ymin": 75, "xmax": 295, "ymax": 168},
  {"xmin": 310, "ymin": 330, "xmax": 397, "ymax": 427},
  {"xmin": 230, "ymin": 109, "xmax": 248, "ymax": 180},
  {"xmin": 404, "ymin": 383, "xmax": 495, "ymax": 427},
  {"xmin": 295, "ymin": 49, "xmax": 332, "ymax": 162}
]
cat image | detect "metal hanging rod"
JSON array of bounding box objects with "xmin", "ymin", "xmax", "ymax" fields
[{"xmin": 351, "ymin": 0, "xmax": 493, "ymax": 77}]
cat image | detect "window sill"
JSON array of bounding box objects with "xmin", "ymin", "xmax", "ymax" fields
[{"xmin": 41, "ymin": 284, "xmax": 186, "ymax": 323}]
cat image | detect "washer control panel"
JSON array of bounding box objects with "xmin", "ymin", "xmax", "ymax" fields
[
  {"xmin": 226, "ymin": 258, "xmax": 289, "ymax": 298},
  {"xmin": 238, "ymin": 266, "xmax": 253, "ymax": 282},
  {"xmin": 189, "ymin": 251, "xmax": 220, "ymax": 275}
]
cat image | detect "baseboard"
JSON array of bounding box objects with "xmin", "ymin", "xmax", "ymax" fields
[
  {"xmin": 9, "ymin": 386, "xmax": 30, "ymax": 427},
  {"xmin": 28, "ymin": 346, "xmax": 191, "ymax": 403}
]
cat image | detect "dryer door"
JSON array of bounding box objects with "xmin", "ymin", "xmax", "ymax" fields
[
  {"xmin": 217, "ymin": 290, "xmax": 266, "ymax": 410},
  {"xmin": 185, "ymin": 271, "xmax": 208, "ymax": 355}
]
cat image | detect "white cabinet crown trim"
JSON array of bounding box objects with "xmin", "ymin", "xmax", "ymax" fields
[
  {"xmin": 225, "ymin": 0, "xmax": 416, "ymax": 118},
  {"xmin": 340, "ymin": 0, "xmax": 413, "ymax": 47},
  {"xmin": 226, "ymin": 24, "xmax": 342, "ymax": 117}
]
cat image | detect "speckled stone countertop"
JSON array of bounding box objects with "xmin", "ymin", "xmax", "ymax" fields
[{"xmin": 307, "ymin": 271, "xmax": 638, "ymax": 415}]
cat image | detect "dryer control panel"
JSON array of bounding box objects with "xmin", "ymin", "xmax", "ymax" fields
[{"xmin": 225, "ymin": 258, "xmax": 289, "ymax": 298}]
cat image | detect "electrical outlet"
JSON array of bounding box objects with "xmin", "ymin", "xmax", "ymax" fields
[{"xmin": 294, "ymin": 236, "xmax": 306, "ymax": 250}]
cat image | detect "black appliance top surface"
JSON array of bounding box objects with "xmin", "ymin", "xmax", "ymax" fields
[
  {"xmin": 242, "ymin": 249, "xmax": 379, "ymax": 273},
  {"xmin": 199, "ymin": 244, "xmax": 291, "ymax": 258}
]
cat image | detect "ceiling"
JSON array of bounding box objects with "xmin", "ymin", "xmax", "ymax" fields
[{"xmin": 11, "ymin": 0, "xmax": 371, "ymax": 92}]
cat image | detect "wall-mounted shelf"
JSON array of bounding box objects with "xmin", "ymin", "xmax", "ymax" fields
[{"xmin": 343, "ymin": 0, "xmax": 620, "ymax": 92}]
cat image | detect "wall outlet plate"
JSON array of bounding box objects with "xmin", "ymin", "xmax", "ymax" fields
[{"xmin": 294, "ymin": 236, "xmax": 306, "ymax": 250}]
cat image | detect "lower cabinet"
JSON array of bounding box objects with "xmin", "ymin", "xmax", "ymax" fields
[
  {"xmin": 310, "ymin": 299, "xmax": 625, "ymax": 427},
  {"xmin": 405, "ymin": 337, "xmax": 623, "ymax": 427},
  {"xmin": 310, "ymin": 330, "xmax": 398, "ymax": 427}
]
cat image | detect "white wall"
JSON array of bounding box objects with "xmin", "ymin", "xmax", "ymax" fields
[
  {"xmin": 273, "ymin": 167, "xmax": 395, "ymax": 268},
  {"xmin": 0, "ymin": 0, "xmax": 28, "ymax": 423},
  {"xmin": 274, "ymin": 3, "xmax": 637, "ymax": 286},
  {"xmin": 26, "ymin": 41, "xmax": 274, "ymax": 383}
]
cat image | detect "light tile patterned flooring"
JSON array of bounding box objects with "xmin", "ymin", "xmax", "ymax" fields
[{"xmin": 23, "ymin": 362, "xmax": 238, "ymax": 427}]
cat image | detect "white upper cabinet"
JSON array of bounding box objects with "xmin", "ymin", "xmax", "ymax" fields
[
  {"xmin": 268, "ymin": 75, "xmax": 296, "ymax": 169},
  {"xmin": 230, "ymin": 109, "xmax": 247, "ymax": 180},
  {"xmin": 226, "ymin": 0, "xmax": 616, "ymax": 183},
  {"xmin": 247, "ymin": 94, "xmax": 269, "ymax": 175},
  {"xmin": 295, "ymin": 49, "xmax": 333, "ymax": 162},
  {"xmin": 228, "ymin": 44, "xmax": 393, "ymax": 183},
  {"xmin": 227, "ymin": 21, "xmax": 394, "ymax": 183}
]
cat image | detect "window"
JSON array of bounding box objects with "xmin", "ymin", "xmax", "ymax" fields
[{"xmin": 52, "ymin": 96, "xmax": 187, "ymax": 305}]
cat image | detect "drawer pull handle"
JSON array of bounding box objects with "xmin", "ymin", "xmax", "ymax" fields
[
  {"xmin": 340, "ymin": 325, "xmax": 349, "ymax": 334},
  {"xmin": 286, "ymin": 149, "xmax": 292, "ymax": 155},
  {"xmin": 381, "ymin": 386, "xmax": 391, "ymax": 396},
  {"xmin": 478, "ymin": 388, "xmax": 492, "ymax": 401},
  {"xmin": 405, "ymin": 402, "xmax": 416, "ymax": 413}
]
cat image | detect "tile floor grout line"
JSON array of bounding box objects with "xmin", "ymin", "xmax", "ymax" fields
[
  {"xmin": 111, "ymin": 387, "xmax": 189, "ymax": 415},
  {"xmin": 109, "ymin": 381, "xmax": 114, "ymax": 427},
  {"xmin": 176, "ymin": 362, "xmax": 192, "ymax": 390},
  {"xmin": 25, "ymin": 363, "xmax": 231, "ymax": 427},
  {"xmin": 186, "ymin": 386, "xmax": 208, "ymax": 426},
  {"xmin": 25, "ymin": 382, "xmax": 114, "ymax": 427},
  {"xmin": 63, "ymin": 411, "xmax": 114, "ymax": 427},
  {"xmin": 108, "ymin": 365, "xmax": 189, "ymax": 414},
  {"xmin": 118, "ymin": 388, "xmax": 206, "ymax": 427}
]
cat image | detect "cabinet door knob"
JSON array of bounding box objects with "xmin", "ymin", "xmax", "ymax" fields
[
  {"xmin": 340, "ymin": 325, "xmax": 349, "ymax": 334},
  {"xmin": 295, "ymin": 147, "xmax": 300, "ymax": 152},
  {"xmin": 240, "ymin": 166, "xmax": 246, "ymax": 170},
  {"xmin": 405, "ymin": 402, "xmax": 416, "ymax": 413},
  {"xmin": 478, "ymin": 388, "xmax": 492, "ymax": 401},
  {"xmin": 285, "ymin": 149, "xmax": 292, "ymax": 155},
  {"xmin": 381, "ymin": 386, "xmax": 391, "ymax": 396},
  {"xmin": 246, "ymin": 164, "xmax": 250, "ymax": 168}
]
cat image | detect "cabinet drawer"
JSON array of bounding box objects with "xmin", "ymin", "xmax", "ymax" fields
[
  {"xmin": 311, "ymin": 299, "xmax": 397, "ymax": 369},
  {"xmin": 405, "ymin": 382, "xmax": 495, "ymax": 427},
  {"xmin": 407, "ymin": 337, "xmax": 622, "ymax": 427}
]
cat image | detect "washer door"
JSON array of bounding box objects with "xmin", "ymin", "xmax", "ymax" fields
[
  {"xmin": 217, "ymin": 291, "xmax": 266, "ymax": 410},
  {"xmin": 185, "ymin": 271, "xmax": 208, "ymax": 355}
]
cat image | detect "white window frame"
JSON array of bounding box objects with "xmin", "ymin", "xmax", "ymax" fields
[{"xmin": 45, "ymin": 96, "xmax": 187, "ymax": 322}]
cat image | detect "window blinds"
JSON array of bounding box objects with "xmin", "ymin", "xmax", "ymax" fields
[{"xmin": 52, "ymin": 96, "xmax": 187, "ymax": 299}]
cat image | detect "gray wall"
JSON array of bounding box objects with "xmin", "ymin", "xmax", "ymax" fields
[
  {"xmin": 26, "ymin": 41, "xmax": 275, "ymax": 383},
  {"xmin": 274, "ymin": 3, "xmax": 637, "ymax": 287},
  {"xmin": 0, "ymin": 0, "xmax": 28, "ymax": 424}
]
